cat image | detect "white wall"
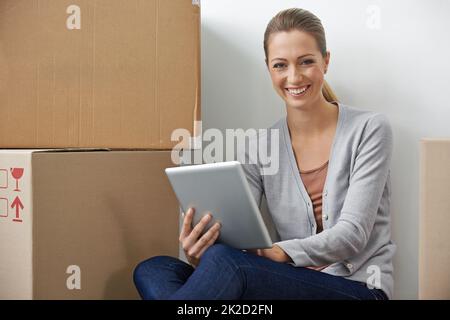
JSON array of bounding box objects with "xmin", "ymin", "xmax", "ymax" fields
[{"xmin": 201, "ymin": 0, "xmax": 450, "ymax": 299}]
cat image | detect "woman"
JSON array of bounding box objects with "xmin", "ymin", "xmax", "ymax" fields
[{"xmin": 134, "ymin": 8, "xmax": 394, "ymax": 300}]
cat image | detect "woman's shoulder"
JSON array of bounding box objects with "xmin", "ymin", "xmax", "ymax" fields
[
  {"xmin": 339, "ymin": 103, "xmax": 393, "ymax": 153},
  {"xmin": 340, "ymin": 103, "xmax": 392, "ymax": 132}
]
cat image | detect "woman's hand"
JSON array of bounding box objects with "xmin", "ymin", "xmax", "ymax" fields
[
  {"xmin": 251, "ymin": 246, "xmax": 328, "ymax": 270},
  {"xmin": 179, "ymin": 207, "xmax": 221, "ymax": 267},
  {"xmin": 250, "ymin": 245, "xmax": 293, "ymax": 263}
]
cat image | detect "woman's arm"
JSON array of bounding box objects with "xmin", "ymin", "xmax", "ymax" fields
[{"xmin": 239, "ymin": 135, "xmax": 264, "ymax": 207}]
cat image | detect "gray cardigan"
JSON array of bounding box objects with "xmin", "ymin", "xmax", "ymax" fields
[{"xmin": 240, "ymin": 102, "xmax": 395, "ymax": 299}]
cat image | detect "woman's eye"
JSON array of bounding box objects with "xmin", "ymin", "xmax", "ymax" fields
[
  {"xmin": 273, "ymin": 63, "xmax": 286, "ymax": 69},
  {"xmin": 301, "ymin": 59, "xmax": 314, "ymax": 65}
]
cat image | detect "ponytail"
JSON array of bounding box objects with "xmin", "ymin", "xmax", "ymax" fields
[{"xmin": 322, "ymin": 80, "xmax": 338, "ymax": 103}]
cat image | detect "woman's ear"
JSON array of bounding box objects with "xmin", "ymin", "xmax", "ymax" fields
[{"xmin": 324, "ymin": 51, "xmax": 330, "ymax": 74}]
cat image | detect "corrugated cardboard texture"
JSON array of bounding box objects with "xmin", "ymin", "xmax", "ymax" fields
[
  {"xmin": 31, "ymin": 151, "xmax": 179, "ymax": 299},
  {"xmin": 0, "ymin": 0, "xmax": 200, "ymax": 148},
  {"xmin": 419, "ymin": 139, "xmax": 450, "ymax": 299}
]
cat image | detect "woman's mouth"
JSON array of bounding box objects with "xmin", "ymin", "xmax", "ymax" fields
[{"xmin": 285, "ymin": 85, "xmax": 311, "ymax": 98}]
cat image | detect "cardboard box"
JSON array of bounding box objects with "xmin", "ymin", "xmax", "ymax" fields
[
  {"xmin": 0, "ymin": 0, "xmax": 200, "ymax": 148},
  {"xmin": 419, "ymin": 139, "xmax": 450, "ymax": 299},
  {"xmin": 0, "ymin": 149, "xmax": 180, "ymax": 299}
]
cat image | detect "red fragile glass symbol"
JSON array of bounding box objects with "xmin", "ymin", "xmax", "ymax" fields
[{"xmin": 10, "ymin": 168, "xmax": 24, "ymax": 192}]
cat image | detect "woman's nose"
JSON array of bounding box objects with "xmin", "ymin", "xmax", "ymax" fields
[{"xmin": 287, "ymin": 66, "xmax": 303, "ymax": 83}]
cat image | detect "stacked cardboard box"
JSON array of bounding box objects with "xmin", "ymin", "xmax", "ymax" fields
[
  {"xmin": 419, "ymin": 140, "xmax": 450, "ymax": 299},
  {"xmin": 0, "ymin": 0, "xmax": 200, "ymax": 299}
]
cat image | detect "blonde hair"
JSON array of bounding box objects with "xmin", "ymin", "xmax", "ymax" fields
[{"xmin": 264, "ymin": 8, "xmax": 338, "ymax": 102}]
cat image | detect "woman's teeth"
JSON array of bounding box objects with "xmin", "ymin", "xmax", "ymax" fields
[{"xmin": 286, "ymin": 85, "xmax": 310, "ymax": 96}]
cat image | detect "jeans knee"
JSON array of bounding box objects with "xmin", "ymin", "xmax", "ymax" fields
[
  {"xmin": 133, "ymin": 256, "xmax": 175, "ymax": 283},
  {"xmin": 202, "ymin": 244, "xmax": 240, "ymax": 265}
]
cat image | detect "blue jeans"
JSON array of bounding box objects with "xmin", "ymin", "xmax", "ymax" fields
[{"xmin": 133, "ymin": 244, "xmax": 388, "ymax": 300}]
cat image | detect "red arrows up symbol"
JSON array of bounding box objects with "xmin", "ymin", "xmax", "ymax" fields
[{"xmin": 11, "ymin": 196, "xmax": 24, "ymax": 223}]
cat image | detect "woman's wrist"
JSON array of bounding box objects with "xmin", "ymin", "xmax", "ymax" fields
[{"xmin": 257, "ymin": 245, "xmax": 293, "ymax": 263}]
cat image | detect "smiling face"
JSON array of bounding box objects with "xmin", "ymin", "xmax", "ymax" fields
[{"xmin": 266, "ymin": 30, "xmax": 330, "ymax": 110}]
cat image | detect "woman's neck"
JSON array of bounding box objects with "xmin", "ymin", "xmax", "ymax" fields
[{"xmin": 286, "ymin": 96, "xmax": 338, "ymax": 139}]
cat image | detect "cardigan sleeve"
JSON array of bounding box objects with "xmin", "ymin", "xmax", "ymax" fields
[
  {"xmin": 239, "ymin": 136, "xmax": 264, "ymax": 208},
  {"xmin": 276, "ymin": 113, "xmax": 393, "ymax": 267}
]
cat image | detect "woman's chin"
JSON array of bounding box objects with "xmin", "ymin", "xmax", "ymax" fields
[
  {"xmin": 285, "ymin": 99, "xmax": 309, "ymax": 110},
  {"xmin": 284, "ymin": 94, "xmax": 321, "ymax": 110}
]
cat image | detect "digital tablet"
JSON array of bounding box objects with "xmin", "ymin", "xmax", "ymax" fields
[{"xmin": 165, "ymin": 161, "xmax": 273, "ymax": 249}]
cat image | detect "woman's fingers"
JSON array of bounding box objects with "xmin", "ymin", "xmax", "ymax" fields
[
  {"xmin": 187, "ymin": 222, "xmax": 221, "ymax": 258},
  {"xmin": 188, "ymin": 222, "xmax": 220, "ymax": 256},
  {"xmin": 179, "ymin": 209, "xmax": 221, "ymax": 266},
  {"xmin": 182, "ymin": 212, "xmax": 213, "ymax": 252},
  {"xmin": 187, "ymin": 212, "xmax": 212, "ymax": 240},
  {"xmin": 179, "ymin": 207, "xmax": 194, "ymax": 242},
  {"xmin": 195, "ymin": 228, "xmax": 221, "ymax": 259}
]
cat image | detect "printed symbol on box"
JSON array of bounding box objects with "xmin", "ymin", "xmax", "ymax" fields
[
  {"xmin": 11, "ymin": 196, "xmax": 24, "ymax": 223},
  {"xmin": 0, "ymin": 198, "xmax": 8, "ymax": 218},
  {"xmin": 10, "ymin": 168, "xmax": 24, "ymax": 192},
  {"xmin": 0, "ymin": 169, "xmax": 8, "ymax": 189}
]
